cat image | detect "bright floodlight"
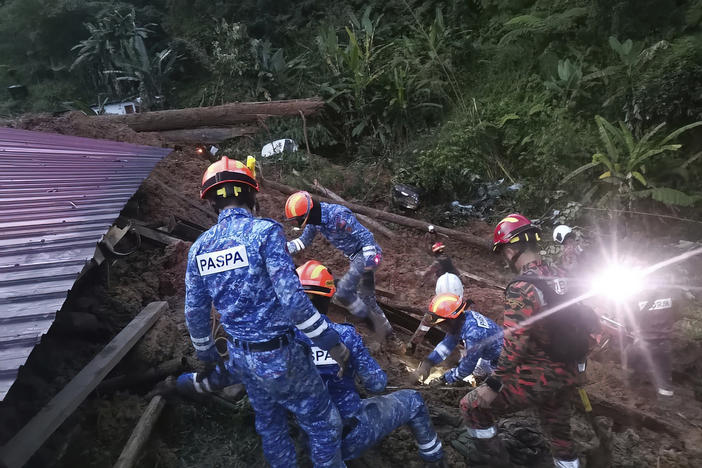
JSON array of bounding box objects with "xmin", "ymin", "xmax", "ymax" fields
[{"xmin": 591, "ymin": 264, "xmax": 643, "ymax": 302}]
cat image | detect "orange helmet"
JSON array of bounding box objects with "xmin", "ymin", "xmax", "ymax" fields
[
  {"xmin": 285, "ymin": 191, "xmax": 313, "ymax": 227},
  {"xmin": 428, "ymin": 293, "xmax": 467, "ymax": 319},
  {"xmin": 200, "ymin": 156, "xmax": 258, "ymax": 200},
  {"xmin": 296, "ymin": 260, "xmax": 336, "ymax": 297},
  {"xmin": 432, "ymin": 242, "xmax": 445, "ymax": 253}
]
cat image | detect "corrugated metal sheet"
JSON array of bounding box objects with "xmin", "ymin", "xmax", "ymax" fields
[{"xmin": 0, "ymin": 128, "xmax": 171, "ymax": 400}]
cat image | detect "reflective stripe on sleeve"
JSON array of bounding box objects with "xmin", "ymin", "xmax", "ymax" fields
[
  {"xmin": 304, "ymin": 320, "xmax": 329, "ymax": 338},
  {"xmin": 435, "ymin": 342, "xmax": 452, "ymax": 359},
  {"xmin": 190, "ymin": 335, "xmax": 211, "ymax": 344},
  {"xmin": 297, "ymin": 311, "xmax": 322, "ymax": 330},
  {"xmin": 193, "ymin": 341, "xmax": 214, "ymax": 351},
  {"xmin": 417, "ymin": 435, "xmax": 438, "ymax": 450},
  {"xmin": 292, "ymin": 238, "xmax": 305, "ymax": 250}
]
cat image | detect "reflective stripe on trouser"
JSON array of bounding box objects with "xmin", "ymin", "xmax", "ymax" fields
[
  {"xmin": 229, "ymin": 340, "xmax": 344, "ymax": 468},
  {"xmin": 335, "ymin": 254, "xmax": 371, "ymax": 318},
  {"xmin": 342, "ymin": 390, "xmax": 443, "ymax": 462},
  {"xmin": 460, "ymin": 374, "xmax": 577, "ymax": 460}
]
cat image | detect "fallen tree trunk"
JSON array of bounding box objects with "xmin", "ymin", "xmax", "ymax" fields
[
  {"xmin": 304, "ymin": 179, "xmax": 397, "ymax": 239},
  {"xmin": 97, "ymin": 98, "xmax": 325, "ymax": 132},
  {"xmin": 262, "ymin": 178, "xmax": 490, "ymax": 250},
  {"xmin": 147, "ymin": 126, "xmax": 259, "ymax": 144}
]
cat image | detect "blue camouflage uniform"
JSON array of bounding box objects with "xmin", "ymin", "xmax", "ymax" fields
[
  {"xmin": 287, "ymin": 203, "xmax": 390, "ymax": 333},
  {"xmin": 427, "ymin": 310, "xmax": 503, "ymax": 384},
  {"xmin": 185, "ymin": 207, "xmax": 345, "ymax": 468},
  {"xmin": 300, "ymin": 317, "xmax": 444, "ymax": 462}
]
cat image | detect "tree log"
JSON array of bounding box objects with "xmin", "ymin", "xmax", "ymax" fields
[
  {"xmin": 96, "ymin": 98, "xmax": 325, "ymax": 132},
  {"xmin": 147, "ymin": 126, "xmax": 260, "ymax": 144},
  {"xmin": 262, "ymin": 178, "xmax": 490, "ymax": 250},
  {"xmin": 113, "ymin": 395, "xmax": 165, "ymax": 468},
  {"xmin": 304, "ymin": 179, "xmax": 397, "ymax": 239}
]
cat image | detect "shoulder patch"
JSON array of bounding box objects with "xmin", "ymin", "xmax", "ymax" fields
[
  {"xmin": 196, "ymin": 245, "xmax": 249, "ymax": 276},
  {"xmin": 471, "ymin": 311, "xmax": 491, "ymax": 329}
]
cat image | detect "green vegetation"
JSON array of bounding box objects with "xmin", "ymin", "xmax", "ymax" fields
[{"xmin": 2, "ymin": 0, "xmax": 702, "ymax": 219}]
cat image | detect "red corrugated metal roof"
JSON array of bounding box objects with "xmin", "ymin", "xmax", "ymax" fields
[{"xmin": 0, "ymin": 127, "xmax": 171, "ymax": 400}]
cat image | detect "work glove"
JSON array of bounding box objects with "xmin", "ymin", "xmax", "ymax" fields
[
  {"xmin": 198, "ymin": 357, "xmax": 226, "ymax": 384},
  {"xmin": 362, "ymin": 245, "xmax": 381, "ymax": 270},
  {"xmin": 328, "ymin": 342, "xmax": 351, "ymax": 377},
  {"xmin": 472, "ymin": 358, "xmax": 493, "ymax": 381},
  {"xmin": 409, "ymin": 359, "xmax": 433, "ymax": 384},
  {"xmin": 286, "ymin": 238, "xmax": 305, "ymax": 255}
]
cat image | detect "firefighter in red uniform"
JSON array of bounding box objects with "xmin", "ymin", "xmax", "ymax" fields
[{"xmin": 458, "ymin": 214, "xmax": 584, "ymax": 468}]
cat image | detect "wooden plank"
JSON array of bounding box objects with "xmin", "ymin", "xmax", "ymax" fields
[
  {"xmin": 133, "ymin": 224, "xmax": 182, "ymax": 246},
  {"xmin": 304, "ymin": 179, "xmax": 397, "ymax": 239},
  {"xmin": 113, "ymin": 395, "xmax": 166, "ymax": 468},
  {"xmin": 0, "ymin": 302, "xmax": 167, "ymax": 468}
]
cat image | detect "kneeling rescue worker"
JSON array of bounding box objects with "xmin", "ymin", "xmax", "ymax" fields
[
  {"xmin": 185, "ymin": 157, "xmax": 350, "ymax": 468},
  {"xmin": 411, "ymin": 293, "xmax": 503, "ymax": 386},
  {"xmin": 296, "ymin": 260, "xmax": 446, "ymax": 467},
  {"xmin": 284, "ymin": 191, "xmax": 393, "ymax": 339},
  {"xmin": 459, "ymin": 214, "xmax": 596, "ymax": 468}
]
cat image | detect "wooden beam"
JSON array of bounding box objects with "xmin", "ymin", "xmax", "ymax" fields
[
  {"xmin": 133, "ymin": 224, "xmax": 182, "ymax": 246},
  {"xmin": 0, "ymin": 302, "xmax": 167, "ymax": 468},
  {"xmin": 96, "ymin": 98, "xmax": 325, "ymax": 132},
  {"xmin": 113, "ymin": 395, "xmax": 166, "ymax": 468},
  {"xmin": 146, "ymin": 126, "xmax": 259, "ymax": 144},
  {"xmin": 262, "ymin": 178, "xmax": 490, "ymax": 250},
  {"xmin": 304, "ymin": 179, "xmax": 397, "ymax": 239},
  {"xmin": 459, "ymin": 271, "xmax": 506, "ymax": 290}
]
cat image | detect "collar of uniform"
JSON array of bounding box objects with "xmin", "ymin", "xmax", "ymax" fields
[
  {"xmin": 319, "ymin": 202, "xmax": 330, "ymax": 224},
  {"xmin": 218, "ymin": 207, "xmax": 252, "ymax": 223}
]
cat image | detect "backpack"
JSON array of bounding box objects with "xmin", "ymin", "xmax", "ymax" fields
[{"xmin": 506, "ymin": 275, "xmax": 599, "ymax": 363}]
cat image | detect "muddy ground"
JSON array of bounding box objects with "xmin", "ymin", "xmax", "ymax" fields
[{"xmin": 2, "ymin": 112, "xmax": 702, "ymax": 467}]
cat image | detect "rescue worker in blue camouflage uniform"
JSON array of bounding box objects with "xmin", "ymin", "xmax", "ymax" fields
[
  {"xmin": 296, "ymin": 260, "xmax": 446, "ymax": 467},
  {"xmin": 409, "ymin": 294, "xmax": 503, "ymax": 386},
  {"xmin": 284, "ymin": 191, "xmax": 393, "ymax": 339},
  {"xmin": 185, "ymin": 157, "xmax": 351, "ymax": 468}
]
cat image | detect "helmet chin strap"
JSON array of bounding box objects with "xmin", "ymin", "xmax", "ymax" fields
[{"xmin": 298, "ymin": 193, "xmax": 313, "ymax": 230}]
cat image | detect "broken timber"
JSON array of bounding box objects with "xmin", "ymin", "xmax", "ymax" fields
[
  {"xmin": 304, "ymin": 179, "xmax": 397, "ymax": 239},
  {"xmin": 97, "ymin": 98, "xmax": 325, "ymax": 132},
  {"xmin": 0, "ymin": 302, "xmax": 167, "ymax": 468},
  {"xmin": 262, "ymin": 178, "xmax": 490, "ymax": 250},
  {"xmin": 146, "ymin": 126, "xmax": 259, "ymax": 144},
  {"xmin": 113, "ymin": 395, "xmax": 166, "ymax": 468}
]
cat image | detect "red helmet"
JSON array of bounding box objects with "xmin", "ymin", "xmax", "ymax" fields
[
  {"xmin": 428, "ymin": 293, "xmax": 467, "ymax": 319},
  {"xmin": 284, "ymin": 191, "xmax": 313, "ymax": 228},
  {"xmin": 200, "ymin": 156, "xmax": 258, "ymax": 199},
  {"xmin": 431, "ymin": 242, "xmax": 445, "ymax": 253},
  {"xmin": 492, "ymin": 213, "xmax": 540, "ymax": 252},
  {"xmin": 296, "ymin": 260, "xmax": 336, "ymax": 297}
]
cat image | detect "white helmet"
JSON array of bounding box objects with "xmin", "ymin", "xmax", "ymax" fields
[
  {"xmin": 553, "ymin": 225, "xmax": 573, "ymax": 244},
  {"xmin": 435, "ymin": 273, "xmax": 463, "ymax": 300}
]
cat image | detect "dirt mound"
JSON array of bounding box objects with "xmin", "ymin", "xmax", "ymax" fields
[{"xmin": 12, "ymin": 111, "xmax": 163, "ymax": 146}]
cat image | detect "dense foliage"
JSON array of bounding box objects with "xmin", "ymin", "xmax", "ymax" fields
[{"xmin": 2, "ymin": 0, "xmax": 702, "ymax": 216}]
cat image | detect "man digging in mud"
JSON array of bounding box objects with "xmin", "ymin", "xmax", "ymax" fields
[
  {"xmin": 295, "ymin": 260, "xmax": 447, "ymax": 467},
  {"xmin": 184, "ymin": 157, "xmax": 351, "ymax": 468},
  {"xmin": 457, "ymin": 214, "xmax": 598, "ymax": 468},
  {"xmin": 284, "ymin": 191, "xmax": 394, "ymax": 341},
  {"xmin": 409, "ymin": 293, "xmax": 503, "ymax": 388}
]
